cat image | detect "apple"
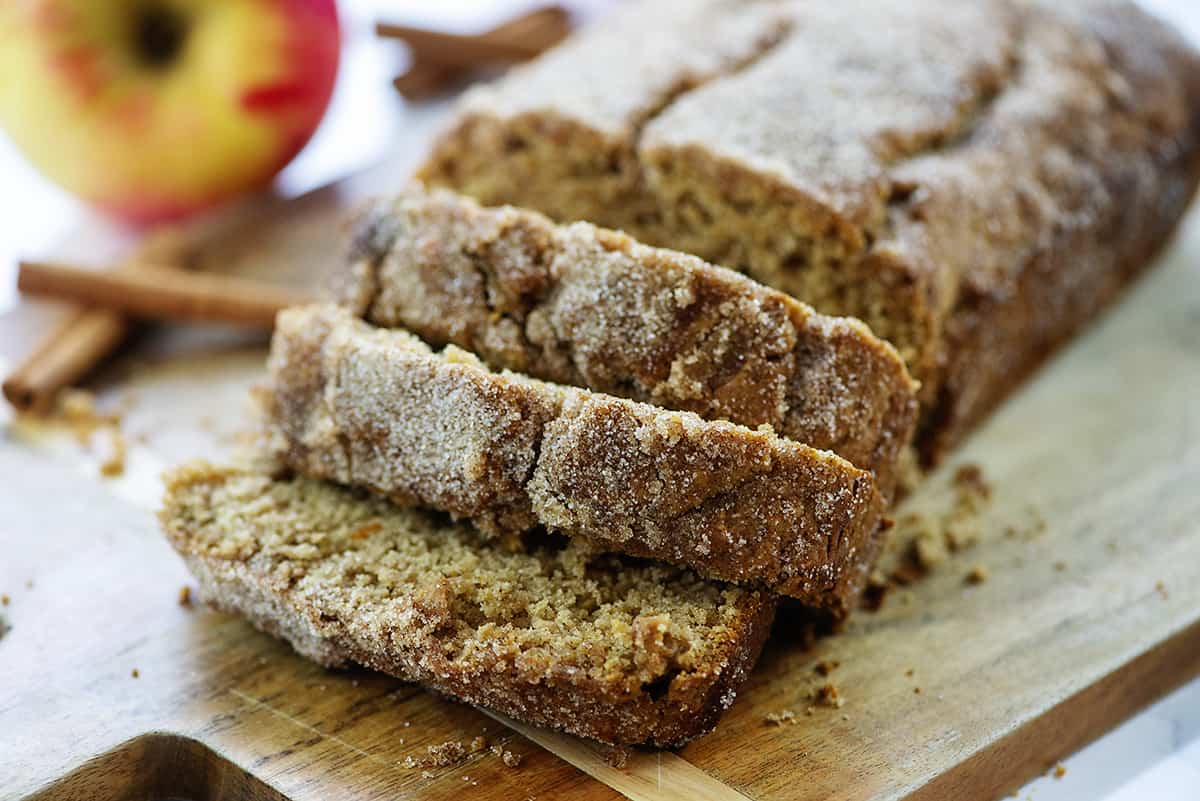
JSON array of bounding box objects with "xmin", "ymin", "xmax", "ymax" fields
[{"xmin": 0, "ymin": 0, "xmax": 340, "ymax": 224}]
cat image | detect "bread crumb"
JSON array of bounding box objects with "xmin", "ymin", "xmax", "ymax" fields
[
  {"xmin": 1053, "ymin": 561, "xmax": 1067, "ymax": 572},
  {"xmin": 1156, "ymin": 581, "xmax": 1169, "ymax": 599},
  {"xmin": 814, "ymin": 659, "xmax": 840, "ymax": 676},
  {"xmin": 1054, "ymin": 764, "xmax": 1066, "ymax": 779},
  {"xmin": 131, "ymin": 668, "xmax": 139, "ymax": 678},
  {"xmin": 1, "ymin": 595, "xmax": 8, "ymax": 606},
  {"xmin": 178, "ymin": 586, "xmax": 192, "ymax": 606},
  {"xmin": 99, "ymin": 427, "xmax": 127, "ymax": 477},
  {"xmin": 404, "ymin": 740, "xmax": 469, "ymax": 769},
  {"xmin": 469, "ymin": 736, "xmax": 488, "ymax": 753},
  {"xmin": 904, "ymin": 668, "xmax": 915, "ymax": 677},
  {"xmin": 814, "ymin": 683, "xmax": 845, "ymax": 709},
  {"xmin": 913, "ymin": 533, "xmax": 946, "ymax": 571},
  {"xmin": 45, "ymin": 389, "xmax": 130, "ymax": 477},
  {"xmin": 765, "ymin": 709, "xmax": 797, "ymax": 726},
  {"xmin": 58, "ymin": 390, "xmax": 110, "ymax": 442},
  {"xmin": 502, "ymin": 749, "xmax": 522, "ymax": 768},
  {"xmin": 953, "ymin": 463, "xmax": 991, "ymax": 499},
  {"xmin": 420, "ymin": 770, "xmax": 434, "ymax": 779},
  {"xmin": 966, "ymin": 564, "xmax": 989, "ymax": 585},
  {"xmin": 869, "ymin": 466, "xmax": 999, "ymax": 608},
  {"xmin": 0, "ymin": 614, "xmax": 9, "ymax": 641},
  {"xmin": 861, "ymin": 569, "xmax": 890, "ymax": 611},
  {"xmin": 913, "ymin": 687, "xmax": 922, "ymax": 695}
]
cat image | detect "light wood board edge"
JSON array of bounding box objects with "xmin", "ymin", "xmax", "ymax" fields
[{"xmin": 486, "ymin": 711, "xmax": 754, "ymax": 801}]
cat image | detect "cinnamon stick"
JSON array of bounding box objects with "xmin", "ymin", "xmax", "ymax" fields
[
  {"xmin": 380, "ymin": 5, "xmax": 569, "ymax": 70},
  {"xmin": 17, "ymin": 260, "xmax": 315, "ymax": 328},
  {"xmin": 2, "ymin": 307, "xmax": 129, "ymax": 414},
  {"xmin": 392, "ymin": 6, "xmax": 570, "ymax": 99},
  {"xmin": 377, "ymin": 24, "xmax": 542, "ymax": 65}
]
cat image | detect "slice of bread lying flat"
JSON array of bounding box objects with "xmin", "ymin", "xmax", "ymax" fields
[
  {"xmin": 340, "ymin": 184, "xmax": 918, "ymax": 500},
  {"xmin": 160, "ymin": 462, "xmax": 777, "ymax": 747},
  {"xmin": 264, "ymin": 304, "xmax": 885, "ymax": 617}
]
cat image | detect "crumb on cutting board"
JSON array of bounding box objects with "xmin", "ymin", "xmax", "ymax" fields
[
  {"xmin": 814, "ymin": 659, "xmax": 840, "ymax": 676},
  {"xmin": 99, "ymin": 427, "xmax": 127, "ymax": 478},
  {"xmin": 814, "ymin": 683, "xmax": 845, "ymax": 709},
  {"xmin": 1054, "ymin": 763, "xmax": 1067, "ymax": 779},
  {"xmin": 864, "ymin": 463, "xmax": 1004, "ymax": 611},
  {"xmin": 966, "ymin": 564, "xmax": 989, "ymax": 585},
  {"xmin": 765, "ymin": 709, "xmax": 797, "ymax": 726},
  {"xmin": 42, "ymin": 390, "xmax": 130, "ymax": 478},
  {"xmin": 404, "ymin": 740, "xmax": 469, "ymax": 770},
  {"xmin": 178, "ymin": 585, "xmax": 192, "ymax": 606}
]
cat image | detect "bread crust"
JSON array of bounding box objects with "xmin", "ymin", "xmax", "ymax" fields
[
  {"xmin": 264, "ymin": 305, "xmax": 884, "ymax": 615},
  {"xmin": 339, "ymin": 185, "xmax": 917, "ymax": 500},
  {"xmin": 419, "ymin": 0, "xmax": 1200, "ymax": 464},
  {"xmin": 160, "ymin": 463, "xmax": 777, "ymax": 747}
]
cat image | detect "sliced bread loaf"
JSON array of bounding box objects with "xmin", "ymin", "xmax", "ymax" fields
[
  {"xmin": 340, "ymin": 184, "xmax": 917, "ymax": 500},
  {"xmin": 160, "ymin": 462, "xmax": 777, "ymax": 747},
  {"xmin": 264, "ymin": 304, "xmax": 885, "ymax": 616},
  {"xmin": 419, "ymin": 0, "xmax": 1200, "ymax": 463}
]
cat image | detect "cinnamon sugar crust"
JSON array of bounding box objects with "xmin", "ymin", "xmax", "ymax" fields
[
  {"xmin": 339, "ymin": 185, "xmax": 917, "ymax": 500},
  {"xmin": 263, "ymin": 305, "xmax": 884, "ymax": 615},
  {"xmin": 420, "ymin": 0, "xmax": 1200, "ymax": 463}
]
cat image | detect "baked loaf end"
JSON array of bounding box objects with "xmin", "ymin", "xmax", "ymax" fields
[
  {"xmin": 417, "ymin": 0, "xmax": 791, "ymax": 233},
  {"xmin": 420, "ymin": 0, "xmax": 1200, "ymax": 463},
  {"xmin": 160, "ymin": 463, "xmax": 777, "ymax": 747},
  {"xmin": 264, "ymin": 305, "xmax": 885, "ymax": 616},
  {"xmin": 340, "ymin": 184, "xmax": 917, "ymax": 500}
]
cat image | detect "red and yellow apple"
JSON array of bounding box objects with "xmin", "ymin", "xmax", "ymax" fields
[{"xmin": 0, "ymin": 0, "xmax": 340, "ymax": 224}]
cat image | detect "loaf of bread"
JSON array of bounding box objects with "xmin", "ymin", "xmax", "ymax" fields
[
  {"xmin": 160, "ymin": 463, "xmax": 777, "ymax": 746},
  {"xmin": 263, "ymin": 304, "xmax": 885, "ymax": 615},
  {"xmin": 340, "ymin": 184, "xmax": 918, "ymax": 499},
  {"xmin": 419, "ymin": 0, "xmax": 1200, "ymax": 462}
]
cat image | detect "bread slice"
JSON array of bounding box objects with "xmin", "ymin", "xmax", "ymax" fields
[
  {"xmin": 264, "ymin": 304, "xmax": 885, "ymax": 616},
  {"xmin": 339, "ymin": 184, "xmax": 918, "ymax": 500},
  {"xmin": 419, "ymin": 0, "xmax": 1200, "ymax": 463},
  {"xmin": 160, "ymin": 462, "xmax": 777, "ymax": 747}
]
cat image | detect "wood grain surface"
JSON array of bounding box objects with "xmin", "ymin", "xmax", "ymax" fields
[{"xmin": 1, "ymin": 156, "xmax": 1198, "ymax": 801}]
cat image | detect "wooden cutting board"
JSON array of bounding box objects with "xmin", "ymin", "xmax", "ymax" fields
[{"xmin": 1, "ymin": 152, "xmax": 1198, "ymax": 801}]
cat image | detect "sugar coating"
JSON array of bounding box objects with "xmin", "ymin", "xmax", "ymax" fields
[
  {"xmin": 263, "ymin": 305, "xmax": 885, "ymax": 615},
  {"xmin": 420, "ymin": 0, "xmax": 1200, "ymax": 463},
  {"xmin": 338, "ymin": 184, "xmax": 917, "ymax": 500},
  {"xmin": 159, "ymin": 462, "xmax": 776, "ymax": 746}
]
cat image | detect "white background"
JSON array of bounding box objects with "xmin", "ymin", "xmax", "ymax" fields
[{"xmin": 0, "ymin": 2, "xmax": 1197, "ymax": 798}]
